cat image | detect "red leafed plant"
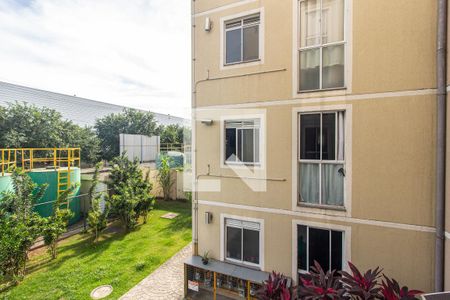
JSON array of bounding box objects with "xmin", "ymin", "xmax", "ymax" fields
[
  {"xmin": 258, "ymin": 271, "xmax": 297, "ymax": 300},
  {"xmin": 381, "ymin": 275, "xmax": 422, "ymax": 300},
  {"xmin": 297, "ymin": 261, "xmax": 346, "ymax": 300},
  {"xmin": 340, "ymin": 262, "xmax": 383, "ymax": 300}
]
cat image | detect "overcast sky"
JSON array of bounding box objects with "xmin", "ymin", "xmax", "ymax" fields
[{"xmin": 0, "ymin": 0, "xmax": 191, "ymax": 118}]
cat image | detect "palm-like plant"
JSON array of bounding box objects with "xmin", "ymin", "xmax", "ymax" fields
[
  {"xmin": 340, "ymin": 262, "xmax": 382, "ymax": 300},
  {"xmin": 258, "ymin": 271, "xmax": 297, "ymax": 300},
  {"xmin": 297, "ymin": 261, "xmax": 346, "ymax": 300},
  {"xmin": 380, "ymin": 276, "xmax": 422, "ymax": 300}
]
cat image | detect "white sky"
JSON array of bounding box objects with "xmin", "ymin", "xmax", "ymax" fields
[{"xmin": 0, "ymin": 0, "xmax": 191, "ymax": 118}]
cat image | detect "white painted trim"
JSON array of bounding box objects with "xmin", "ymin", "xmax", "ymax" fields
[
  {"xmin": 193, "ymin": 0, "xmax": 259, "ymax": 18},
  {"xmin": 291, "ymin": 219, "xmax": 351, "ymax": 282},
  {"xmin": 199, "ymin": 200, "xmax": 436, "ymax": 233},
  {"xmin": 220, "ymin": 8, "xmax": 265, "ymax": 70},
  {"xmin": 219, "ymin": 112, "xmax": 266, "ymax": 170},
  {"xmin": 291, "ymin": 104, "xmax": 352, "ymax": 218},
  {"xmin": 194, "ymin": 88, "xmax": 437, "ymax": 111},
  {"xmin": 445, "ymin": 231, "xmax": 450, "ymax": 240},
  {"xmin": 292, "ymin": 0, "xmax": 353, "ymax": 98},
  {"xmin": 220, "ymin": 213, "xmax": 265, "ymax": 270}
]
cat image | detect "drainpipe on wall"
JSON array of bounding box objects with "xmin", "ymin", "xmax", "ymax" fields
[
  {"xmin": 191, "ymin": 0, "xmax": 199, "ymax": 257},
  {"xmin": 435, "ymin": 0, "xmax": 447, "ymax": 292}
]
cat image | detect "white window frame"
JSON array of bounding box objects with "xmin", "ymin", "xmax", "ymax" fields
[
  {"xmin": 220, "ymin": 214, "xmax": 264, "ymax": 270},
  {"xmin": 296, "ymin": 225, "xmax": 344, "ymax": 273},
  {"xmin": 291, "ymin": 105, "xmax": 352, "ymax": 217},
  {"xmin": 292, "ymin": 0, "xmax": 352, "ymax": 98},
  {"xmin": 298, "ymin": 111, "xmax": 345, "ymax": 207},
  {"xmin": 220, "ymin": 113, "xmax": 265, "ymax": 169},
  {"xmin": 220, "ymin": 8, "xmax": 265, "ymax": 70},
  {"xmin": 224, "ymin": 119, "xmax": 260, "ymax": 165},
  {"xmin": 291, "ymin": 220, "xmax": 351, "ymax": 282}
]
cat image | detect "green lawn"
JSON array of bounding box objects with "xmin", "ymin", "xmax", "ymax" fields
[{"xmin": 0, "ymin": 200, "xmax": 192, "ymax": 300}]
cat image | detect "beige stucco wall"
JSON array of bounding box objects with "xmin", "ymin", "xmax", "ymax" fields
[
  {"xmin": 192, "ymin": 0, "xmax": 441, "ymax": 293},
  {"xmin": 193, "ymin": 0, "xmax": 437, "ymax": 107},
  {"xmin": 196, "ymin": 94, "xmax": 436, "ymax": 227},
  {"xmin": 197, "ymin": 204, "xmax": 434, "ymax": 292}
]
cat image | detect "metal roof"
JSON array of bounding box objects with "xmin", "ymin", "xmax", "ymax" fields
[{"xmin": 0, "ymin": 81, "xmax": 186, "ymax": 127}]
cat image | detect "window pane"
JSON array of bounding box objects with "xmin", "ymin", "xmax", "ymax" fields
[
  {"xmin": 300, "ymin": 0, "xmax": 321, "ymax": 47},
  {"xmin": 226, "ymin": 227, "xmax": 242, "ymax": 260},
  {"xmin": 297, "ymin": 225, "xmax": 307, "ymax": 270},
  {"xmin": 300, "ymin": 163, "xmax": 319, "ymax": 204},
  {"xmin": 243, "ymin": 25, "xmax": 259, "ymax": 61},
  {"xmin": 226, "ymin": 28, "xmax": 242, "ymax": 64},
  {"xmin": 331, "ymin": 231, "xmax": 343, "ymax": 270},
  {"xmin": 300, "ymin": 114, "xmax": 320, "ymax": 160},
  {"xmin": 322, "ymin": 164, "xmax": 344, "ymax": 206},
  {"xmin": 254, "ymin": 128, "xmax": 260, "ymax": 163},
  {"xmin": 243, "ymin": 229, "xmax": 259, "ymax": 264},
  {"xmin": 242, "ymin": 129, "xmax": 254, "ymax": 162},
  {"xmin": 237, "ymin": 129, "xmax": 243, "ymax": 161},
  {"xmin": 322, "ymin": 44, "xmax": 345, "ymax": 89},
  {"xmin": 322, "ymin": 0, "xmax": 344, "ymax": 44},
  {"xmin": 300, "ymin": 49, "xmax": 320, "ymax": 91},
  {"xmin": 309, "ymin": 228, "xmax": 330, "ymax": 271},
  {"xmin": 322, "ymin": 113, "xmax": 336, "ymax": 160},
  {"xmin": 226, "ymin": 128, "xmax": 237, "ymax": 162}
]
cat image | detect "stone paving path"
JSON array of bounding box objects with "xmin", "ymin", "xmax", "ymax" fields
[{"xmin": 120, "ymin": 243, "xmax": 192, "ymax": 300}]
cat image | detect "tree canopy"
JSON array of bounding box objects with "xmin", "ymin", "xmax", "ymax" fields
[
  {"xmin": 95, "ymin": 108, "xmax": 159, "ymax": 161},
  {"xmin": 0, "ymin": 102, "xmax": 101, "ymax": 164}
]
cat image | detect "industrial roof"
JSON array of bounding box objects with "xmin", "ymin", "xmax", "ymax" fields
[{"xmin": 0, "ymin": 81, "xmax": 186, "ymax": 127}]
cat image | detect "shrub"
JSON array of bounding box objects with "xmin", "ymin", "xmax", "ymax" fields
[
  {"xmin": 42, "ymin": 187, "xmax": 75, "ymax": 259},
  {"xmin": 0, "ymin": 170, "xmax": 47, "ymax": 278},
  {"xmin": 87, "ymin": 163, "xmax": 109, "ymax": 242},
  {"xmin": 135, "ymin": 261, "xmax": 146, "ymax": 272},
  {"xmin": 340, "ymin": 262, "xmax": 382, "ymax": 300},
  {"xmin": 108, "ymin": 153, "xmax": 155, "ymax": 231},
  {"xmin": 157, "ymin": 156, "xmax": 174, "ymax": 201},
  {"xmin": 258, "ymin": 271, "xmax": 297, "ymax": 300},
  {"xmin": 298, "ymin": 261, "xmax": 346, "ymax": 300},
  {"xmin": 381, "ymin": 276, "xmax": 422, "ymax": 300}
]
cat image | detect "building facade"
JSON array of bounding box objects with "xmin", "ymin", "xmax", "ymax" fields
[{"xmin": 191, "ymin": 0, "xmax": 449, "ymax": 294}]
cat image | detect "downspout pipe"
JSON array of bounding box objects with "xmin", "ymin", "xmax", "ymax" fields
[{"xmin": 435, "ymin": 0, "xmax": 447, "ymax": 292}]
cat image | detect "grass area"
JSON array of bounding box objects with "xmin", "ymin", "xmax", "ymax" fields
[{"xmin": 0, "ymin": 200, "xmax": 192, "ymax": 300}]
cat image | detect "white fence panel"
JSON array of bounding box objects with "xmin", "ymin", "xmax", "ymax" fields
[{"xmin": 120, "ymin": 134, "xmax": 160, "ymax": 162}]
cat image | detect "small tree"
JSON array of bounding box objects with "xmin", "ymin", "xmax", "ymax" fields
[
  {"xmin": 157, "ymin": 156, "xmax": 174, "ymax": 201},
  {"xmin": 87, "ymin": 163, "xmax": 109, "ymax": 242},
  {"xmin": 135, "ymin": 171, "xmax": 155, "ymax": 224},
  {"xmin": 108, "ymin": 154, "xmax": 155, "ymax": 231},
  {"xmin": 0, "ymin": 170, "xmax": 47, "ymax": 279},
  {"xmin": 42, "ymin": 187, "xmax": 75, "ymax": 259}
]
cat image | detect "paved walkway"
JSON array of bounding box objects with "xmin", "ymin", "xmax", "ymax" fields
[{"xmin": 120, "ymin": 243, "xmax": 192, "ymax": 300}]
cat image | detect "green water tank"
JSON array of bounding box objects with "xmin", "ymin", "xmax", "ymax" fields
[{"xmin": 28, "ymin": 168, "xmax": 81, "ymax": 225}]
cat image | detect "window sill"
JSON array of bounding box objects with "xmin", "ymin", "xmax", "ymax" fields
[
  {"xmin": 222, "ymin": 59, "xmax": 262, "ymax": 70},
  {"xmin": 298, "ymin": 202, "xmax": 346, "ymax": 212},
  {"xmin": 225, "ymin": 258, "xmax": 261, "ymax": 271},
  {"xmin": 298, "ymin": 86, "xmax": 347, "ymax": 94}
]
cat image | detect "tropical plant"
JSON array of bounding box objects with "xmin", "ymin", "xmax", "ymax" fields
[
  {"xmin": 380, "ymin": 276, "xmax": 422, "ymax": 300},
  {"xmin": 157, "ymin": 156, "xmax": 174, "ymax": 201},
  {"xmin": 340, "ymin": 262, "xmax": 382, "ymax": 300},
  {"xmin": 297, "ymin": 261, "xmax": 346, "ymax": 300},
  {"xmin": 95, "ymin": 108, "xmax": 159, "ymax": 161},
  {"xmin": 258, "ymin": 271, "xmax": 297, "ymax": 300},
  {"xmin": 87, "ymin": 163, "xmax": 109, "ymax": 242},
  {"xmin": 108, "ymin": 154, "xmax": 155, "ymax": 231},
  {"xmin": 0, "ymin": 170, "xmax": 47, "ymax": 278},
  {"xmin": 42, "ymin": 187, "xmax": 75, "ymax": 259}
]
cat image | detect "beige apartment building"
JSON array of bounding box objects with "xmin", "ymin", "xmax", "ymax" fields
[{"xmin": 188, "ymin": 0, "xmax": 450, "ymax": 297}]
